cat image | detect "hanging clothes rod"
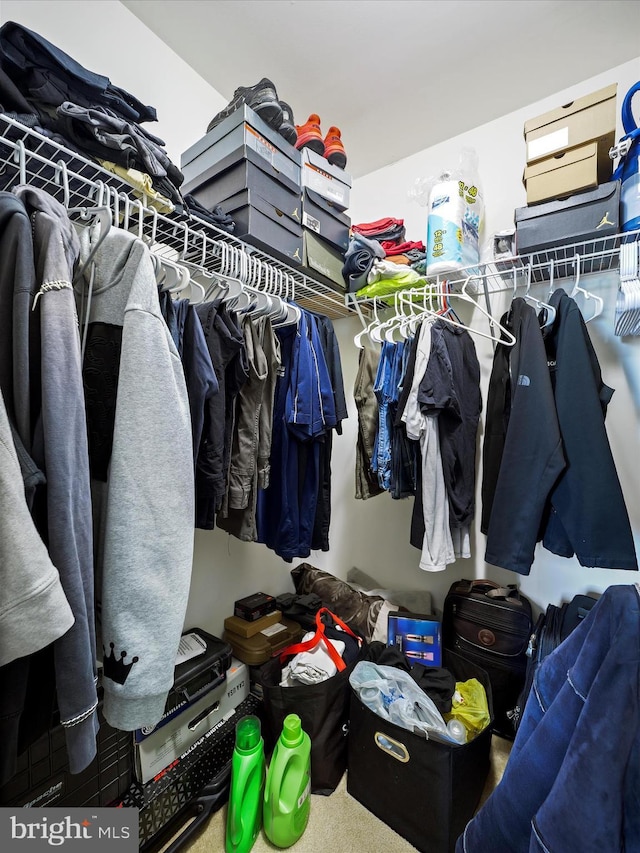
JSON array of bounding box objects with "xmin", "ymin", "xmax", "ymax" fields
[{"xmin": 0, "ymin": 113, "xmax": 352, "ymax": 320}]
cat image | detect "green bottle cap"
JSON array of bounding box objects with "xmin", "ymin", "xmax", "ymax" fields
[
  {"xmin": 235, "ymin": 714, "xmax": 261, "ymax": 753},
  {"xmin": 282, "ymin": 713, "xmax": 303, "ymax": 747}
]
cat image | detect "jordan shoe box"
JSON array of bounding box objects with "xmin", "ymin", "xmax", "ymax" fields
[{"xmin": 301, "ymin": 148, "xmax": 351, "ymax": 212}]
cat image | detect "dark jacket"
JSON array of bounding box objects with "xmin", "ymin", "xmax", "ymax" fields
[
  {"xmin": 483, "ymin": 298, "xmax": 565, "ymax": 574},
  {"xmin": 541, "ymin": 289, "xmax": 637, "ymax": 569},
  {"xmin": 457, "ymin": 583, "xmax": 640, "ymax": 853}
]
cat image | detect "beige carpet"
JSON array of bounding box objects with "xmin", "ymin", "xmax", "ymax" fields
[{"xmin": 170, "ymin": 735, "xmax": 511, "ymax": 853}]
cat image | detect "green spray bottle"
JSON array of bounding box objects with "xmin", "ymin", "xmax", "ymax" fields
[
  {"xmin": 226, "ymin": 714, "xmax": 265, "ymax": 853},
  {"xmin": 263, "ymin": 713, "xmax": 311, "ymax": 848}
]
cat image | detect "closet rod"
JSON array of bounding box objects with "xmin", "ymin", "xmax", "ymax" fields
[{"xmin": 0, "ymin": 113, "xmax": 352, "ymax": 320}]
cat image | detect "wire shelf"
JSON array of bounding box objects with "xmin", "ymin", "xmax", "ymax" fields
[{"xmin": 0, "ymin": 114, "xmax": 352, "ymax": 320}]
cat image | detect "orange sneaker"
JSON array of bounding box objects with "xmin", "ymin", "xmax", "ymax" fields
[
  {"xmin": 323, "ymin": 126, "xmax": 347, "ymax": 169},
  {"xmin": 295, "ymin": 114, "xmax": 325, "ymax": 156}
]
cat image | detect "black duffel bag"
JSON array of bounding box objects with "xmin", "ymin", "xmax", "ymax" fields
[{"xmin": 442, "ymin": 579, "xmax": 533, "ymax": 739}]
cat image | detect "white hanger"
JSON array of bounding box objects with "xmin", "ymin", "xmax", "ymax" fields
[
  {"xmin": 354, "ymin": 298, "xmax": 383, "ymax": 349},
  {"xmin": 569, "ymin": 254, "xmax": 603, "ymax": 323},
  {"xmin": 523, "ymin": 262, "xmax": 556, "ymax": 329}
]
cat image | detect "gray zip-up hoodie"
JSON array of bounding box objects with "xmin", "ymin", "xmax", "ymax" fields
[
  {"xmin": 15, "ymin": 186, "xmax": 99, "ymax": 774},
  {"xmin": 78, "ymin": 226, "xmax": 194, "ymax": 731}
]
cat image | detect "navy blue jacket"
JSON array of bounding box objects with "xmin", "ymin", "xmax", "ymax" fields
[{"xmin": 457, "ymin": 583, "xmax": 640, "ymax": 853}]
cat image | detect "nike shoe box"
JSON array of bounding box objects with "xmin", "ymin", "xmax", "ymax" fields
[
  {"xmin": 301, "ymin": 148, "xmax": 351, "ymax": 212},
  {"xmin": 515, "ymin": 180, "xmax": 620, "ymax": 256},
  {"xmin": 182, "ymin": 105, "xmax": 301, "ymax": 195},
  {"xmin": 134, "ymin": 658, "xmax": 249, "ymax": 784},
  {"xmin": 119, "ymin": 692, "xmax": 263, "ymax": 851}
]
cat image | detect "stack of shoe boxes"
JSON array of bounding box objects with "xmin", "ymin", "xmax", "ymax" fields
[
  {"xmin": 181, "ymin": 105, "xmax": 353, "ymax": 292},
  {"xmin": 181, "ymin": 105, "xmax": 305, "ymax": 265},
  {"xmin": 300, "ymin": 148, "xmax": 352, "ymax": 292},
  {"xmin": 516, "ymin": 84, "xmax": 620, "ymax": 254}
]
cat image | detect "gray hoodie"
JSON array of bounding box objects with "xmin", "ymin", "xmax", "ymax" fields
[
  {"xmin": 15, "ymin": 186, "xmax": 99, "ymax": 775},
  {"xmin": 0, "ymin": 387, "xmax": 74, "ymax": 666},
  {"xmin": 78, "ymin": 226, "xmax": 194, "ymax": 731}
]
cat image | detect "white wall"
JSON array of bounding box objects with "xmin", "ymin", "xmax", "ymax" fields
[{"xmin": 4, "ymin": 0, "xmax": 639, "ymax": 632}]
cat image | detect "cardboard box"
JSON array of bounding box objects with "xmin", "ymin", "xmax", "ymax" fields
[
  {"xmin": 302, "ymin": 188, "xmax": 351, "ymax": 253},
  {"xmin": 134, "ymin": 659, "xmax": 248, "ymax": 784},
  {"xmin": 302, "ymin": 230, "xmax": 346, "ymax": 292},
  {"xmin": 523, "ymin": 141, "xmax": 613, "ymax": 205},
  {"xmin": 387, "ymin": 612, "xmax": 442, "ymax": 667},
  {"xmin": 181, "ymin": 104, "xmax": 301, "ymax": 191},
  {"xmin": 524, "ymin": 83, "xmax": 617, "ymax": 164},
  {"xmin": 182, "ymin": 145, "xmax": 302, "ymax": 223},
  {"xmin": 224, "ymin": 610, "xmax": 283, "ymax": 639},
  {"xmin": 301, "ymin": 148, "xmax": 351, "ymax": 211},
  {"xmin": 515, "ymin": 180, "xmax": 620, "ymax": 256},
  {"xmin": 120, "ymin": 693, "xmax": 263, "ymax": 849},
  {"xmin": 218, "ymin": 188, "xmax": 303, "ymax": 265}
]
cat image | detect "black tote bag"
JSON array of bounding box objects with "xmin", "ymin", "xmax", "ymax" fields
[{"xmin": 261, "ymin": 608, "xmax": 364, "ymax": 795}]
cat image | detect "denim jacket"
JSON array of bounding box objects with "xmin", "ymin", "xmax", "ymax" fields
[{"xmin": 457, "ymin": 583, "xmax": 640, "ymax": 853}]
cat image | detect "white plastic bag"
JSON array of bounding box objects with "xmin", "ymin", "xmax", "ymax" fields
[{"xmin": 349, "ymin": 661, "xmax": 452, "ymax": 740}]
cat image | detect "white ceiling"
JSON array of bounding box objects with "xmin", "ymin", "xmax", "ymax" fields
[{"xmin": 123, "ymin": 0, "xmax": 640, "ymax": 178}]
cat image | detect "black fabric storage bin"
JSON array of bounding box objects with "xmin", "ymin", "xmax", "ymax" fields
[{"xmin": 346, "ymin": 650, "xmax": 493, "ymax": 853}]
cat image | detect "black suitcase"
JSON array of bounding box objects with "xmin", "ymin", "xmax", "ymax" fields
[
  {"xmin": 442, "ymin": 579, "xmax": 533, "ymax": 739},
  {"xmin": 347, "ymin": 650, "xmax": 493, "ymax": 853}
]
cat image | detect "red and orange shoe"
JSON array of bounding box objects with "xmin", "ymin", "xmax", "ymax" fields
[
  {"xmin": 294, "ymin": 114, "xmax": 325, "ymax": 156},
  {"xmin": 323, "ymin": 126, "xmax": 347, "ymax": 169}
]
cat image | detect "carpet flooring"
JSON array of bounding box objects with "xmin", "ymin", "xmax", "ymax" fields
[{"xmin": 169, "ymin": 734, "xmax": 512, "ymax": 853}]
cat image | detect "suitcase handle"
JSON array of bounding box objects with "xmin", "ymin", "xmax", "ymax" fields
[{"xmin": 461, "ymin": 579, "xmax": 523, "ymax": 605}]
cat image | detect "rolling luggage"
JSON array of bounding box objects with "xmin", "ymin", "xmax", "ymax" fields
[{"xmin": 442, "ymin": 579, "xmax": 533, "ymax": 738}]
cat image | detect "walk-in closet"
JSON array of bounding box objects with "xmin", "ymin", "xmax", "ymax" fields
[{"xmin": 0, "ymin": 2, "xmax": 639, "ymax": 852}]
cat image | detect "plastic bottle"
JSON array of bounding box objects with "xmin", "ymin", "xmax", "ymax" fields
[
  {"xmin": 613, "ymin": 81, "xmax": 640, "ymax": 232},
  {"xmin": 226, "ymin": 714, "xmax": 266, "ymax": 853},
  {"xmin": 263, "ymin": 713, "xmax": 311, "ymax": 848}
]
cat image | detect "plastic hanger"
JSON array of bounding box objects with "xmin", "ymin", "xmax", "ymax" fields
[
  {"xmin": 354, "ymin": 298, "xmax": 383, "ymax": 349},
  {"xmin": 569, "ymin": 254, "xmax": 603, "ymax": 323},
  {"xmin": 523, "ymin": 262, "xmax": 556, "ymax": 329}
]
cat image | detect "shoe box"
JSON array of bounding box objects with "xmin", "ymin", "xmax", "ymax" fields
[
  {"xmin": 515, "ymin": 180, "xmax": 620, "ymax": 256},
  {"xmin": 119, "ymin": 692, "xmax": 263, "ymax": 851},
  {"xmin": 134, "ymin": 658, "xmax": 249, "ymax": 785},
  {"xmin": 182, "ymin": 104, "xmax": 301, "ymax": 190},
  {"xmin": 301, "ymin": 148, "xmax": 351, "ymax": 211},
  {"xmin": 0, "ymin": 703, "xmax": 132, "ymax": 809},
  {"xmin": 181, "ymin": 105, "xmax": 304, "ymax": 264},
  {"xmin": 523, "ymin": 84, "xmax": 616, "ymax": 205},
  {"xmin": 218, "ymin": 188, "xmax": 303, "ymax": 265}
]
